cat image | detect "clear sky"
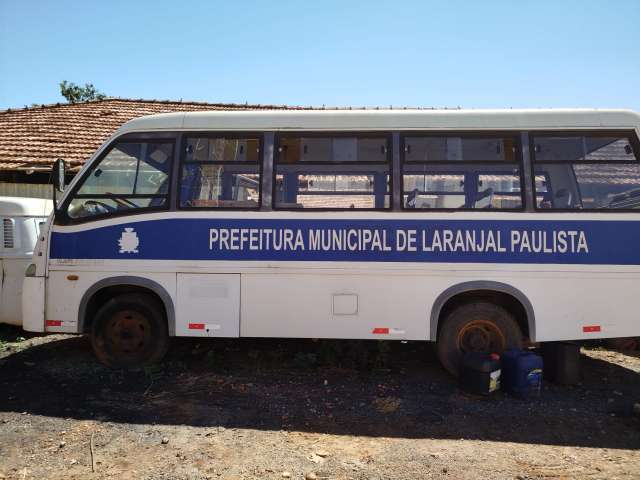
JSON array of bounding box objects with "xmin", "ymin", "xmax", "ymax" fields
[{"xmin": 1, "ymin": 0, "xmax": 639, "ymax": 110}]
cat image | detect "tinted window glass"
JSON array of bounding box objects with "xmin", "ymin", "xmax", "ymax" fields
[
  {"xmin": 403, "ymin": 165, "xmax": 522, "ymax": 209},
  {"xmin": 298, "ymin": 174, "xmax": 375, "ymax": 192},
  {"xmin": 277, "ymin": 174, "xmax": 386, "ymax": 209},
  {"xmin": 533, "ymin": 135, "xmax": 636, "ymax": 162},
  {"xmin": 181, "ymin": 165, "xmax": 259, "ymax": 208},
  {"xmin": 275, "ymin": 171, "xmax": 390, "ymax": 209},
  {"xmin": 279, "ymin": 137, "xmax": 387, "ymax": 163},
  {"xmin": 532, "ymin": 133, "xmax": 640, "ymax": 210},
  {"xmin": 535, "ymin": 163, "xmax": 640, "ymax": 209},
  {"xmin": 404, "ymin": 173, "xmax": 465, "ymax": 193},
  {"xmin": 402, "ymin": 134, "xmax": 522, "ymax": 210},
  {"xmin": 68, "ymin": 141, "xmax": 172, "ymax": 219},
  {"xmin": 478, "ymin": 173, "xmax": 521, "ymax": 193},
  {"xmin": 180, "ymin": 136, "xmax": 261, "ymax": 208},
  {"xmin": 185, "ymin": 137, "xmax": 260, "ymax": 162},
  {"xmin": 405, "ymin": 136, "xmax": 517, "ymax": 162},
  {"xmin": 584, "ymin": 138, "xmax": 634, "ymax": 161},
  {"xmin": 275, "ymin": 135, "xmax": 390, "ymax": 209}
]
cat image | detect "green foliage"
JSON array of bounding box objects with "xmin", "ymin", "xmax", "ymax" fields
[{"xmin": 59, "ymin": 80, "xmax": 106, "ymax": 103}]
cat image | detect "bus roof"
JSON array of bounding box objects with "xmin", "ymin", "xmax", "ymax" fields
[{"xmin": 117, "ymin": 108, "xmax": 640, "ymax": 134}]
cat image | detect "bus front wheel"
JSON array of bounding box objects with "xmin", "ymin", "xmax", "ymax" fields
[
  {"xmin": 91, "ymin": 293, "xmax": 169, "ymax": 368},
  {"xmin": 436, "ymin": 301, "xmax": 523, "ymax": 376}
]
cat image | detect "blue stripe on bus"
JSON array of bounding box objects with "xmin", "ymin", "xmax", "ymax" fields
[{"xmin": 50, "ymin": 218, "xmax": 637, "ymax": 265}]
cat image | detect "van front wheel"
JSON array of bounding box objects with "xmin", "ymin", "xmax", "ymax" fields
[
  {"xmin": 436, "ymin": 301, "xmax": 523, "ymax": 376},
  {"xmin": 91, "ymin": 293, "xmax": 169, "ymax": 368}
]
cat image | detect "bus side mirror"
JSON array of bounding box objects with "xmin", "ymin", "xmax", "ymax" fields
[
  {"xmin": 53, "ymin": 158, "xmax": 66, "ymax": 192},
  {"xmin": 52, "ymin": 158, "xmax": 66, "ymax": 213}
]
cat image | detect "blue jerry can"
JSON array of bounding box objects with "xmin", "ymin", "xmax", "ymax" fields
[{"xmin": 501, "ymin": 349, "xmax": 543, "ymax": 398}]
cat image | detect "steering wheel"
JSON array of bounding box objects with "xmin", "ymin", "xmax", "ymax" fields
[{"xmin": 84, "ymin": 200, "xmax": 116, "ymax": 214}]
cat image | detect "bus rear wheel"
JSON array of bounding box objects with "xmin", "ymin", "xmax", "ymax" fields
[
  {"xmin": 91, "ymin": 293, "xmax": 169, "ymax": 368},
  {"xmin": 436, "ymin": 301, "xmax": 523, "ymax": 376}
]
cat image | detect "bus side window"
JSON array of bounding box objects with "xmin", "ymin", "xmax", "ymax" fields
[
  {"xmin": 179, "ymin": 136, "xmax": 261, "ymax": 209},
  {"xmin": 274, "ymin": 135, "xmax": 391, "ymax": 210},
  {"xmin": 65, "ymin": 140, "xmax": 174, "ymax": 220},
  {"xmin": 401, "ymin": 134, "xmax": 523, "ymax": 210},
  {"xmin": 532, "ymin": 133, "xmax": 640, "ymax": 210}
]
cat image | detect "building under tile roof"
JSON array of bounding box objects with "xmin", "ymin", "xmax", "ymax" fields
[{"xmin": 0, "ymin": 98, "xmax": 299, "ymax": 172}]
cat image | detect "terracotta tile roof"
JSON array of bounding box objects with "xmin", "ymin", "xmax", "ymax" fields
[{"xmin": 0, "ymin": 98, "xmax": 300, "ymax": 172}]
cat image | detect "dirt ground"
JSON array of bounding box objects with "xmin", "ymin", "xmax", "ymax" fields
[{"xmin": 0, "ymin": 326, "xmax": 639, "ymax": 480}]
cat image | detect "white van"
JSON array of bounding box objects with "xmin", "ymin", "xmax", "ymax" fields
[{"xmin": 0, "ymin": 196, "xmax": 52, "ymax": 325}]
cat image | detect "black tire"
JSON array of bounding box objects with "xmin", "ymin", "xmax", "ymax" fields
[
  {"xmin": 91, "ymin": 293, "xmax": 169, "ymax": 368},
  {"xmin": 436, "ymin": 301, "xmax": 523, "ymax": 376}
]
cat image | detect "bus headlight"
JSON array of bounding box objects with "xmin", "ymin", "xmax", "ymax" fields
[{"xmin": 25, "ymin": 263, "xmax": 37, "ymax": 277}]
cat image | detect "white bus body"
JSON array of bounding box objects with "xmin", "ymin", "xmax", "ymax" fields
[
  {"xmin": 22, "ymin": 109, "xmax": 640, "ymax": 372},
  {"xmin": 1, "ymin": 196, "xmax": 52, "ymax": 325}
]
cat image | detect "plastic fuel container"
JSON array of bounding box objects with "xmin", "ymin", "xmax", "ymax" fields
[
  {"xmin": 460, "ymin": 352, "xmax": 501, "ymax": 395},
  {"xmin": 501, "ymin": 349, "xmax": 543, "ymax": 398}
]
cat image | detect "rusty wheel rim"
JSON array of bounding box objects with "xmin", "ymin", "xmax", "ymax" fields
[
  {"xmin": 106, "ymin": 310, "xmax": 152, "ymax": 360},
  {"xmin": 456, "ymin": 320, "xmax": 506, "ymax": 354}
]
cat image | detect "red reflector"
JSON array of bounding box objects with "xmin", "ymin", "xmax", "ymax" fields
[
  {"xmin": 188, "ymin": 323, "xmax": 205, "ymax": 330},
  {"xmin": 583, "ymin": 325, "xmax": 601, "ymax": 333},
  {"xmin": 46, "ymin": 320, "xmax": 62, "ymax": 327},
  {"xmin": 372, "ymin": 327, "xmax": 389, "ymax": 334}
]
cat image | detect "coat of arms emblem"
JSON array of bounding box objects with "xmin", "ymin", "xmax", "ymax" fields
[{"xmin": 118, "ymin": 227, "xmax": 140, "ymax": 254}]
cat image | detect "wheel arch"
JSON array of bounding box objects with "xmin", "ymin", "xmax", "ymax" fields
[
  {"xmin": 430, "ymin": 281, "xmax": 536, "ymax": 342},
  {"xmin": 78, "ymin": 276, "xmax": 176, "ymax": 336}
]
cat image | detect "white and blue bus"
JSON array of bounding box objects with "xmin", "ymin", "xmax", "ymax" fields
[{"xmin": 22, "ymin": 109, "xmax": 640, "ymax": 374}]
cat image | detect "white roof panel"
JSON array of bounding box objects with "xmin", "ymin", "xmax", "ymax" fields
[{"xmin": 117, "ymin": 109, "xmax": 640, "ymax": 134}]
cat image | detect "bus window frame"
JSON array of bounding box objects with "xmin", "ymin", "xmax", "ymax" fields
[
  {"xmin": 55, "ymin": 132, "xmax": 177, "ymax": 225},
  {"xmin": 529, "ymin": 129, "xmax": 640, "ymax": 212},
  {"xmin": 272, "ymin": 131, "xmax": 393, "ymax": 211},
  {"xmin": 399, "ymin": 131, "xmax": 526, "ymax": 212},
  {"xmin": 177, "ymin": 131, "xmax": 264, "ymax": 211}
]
